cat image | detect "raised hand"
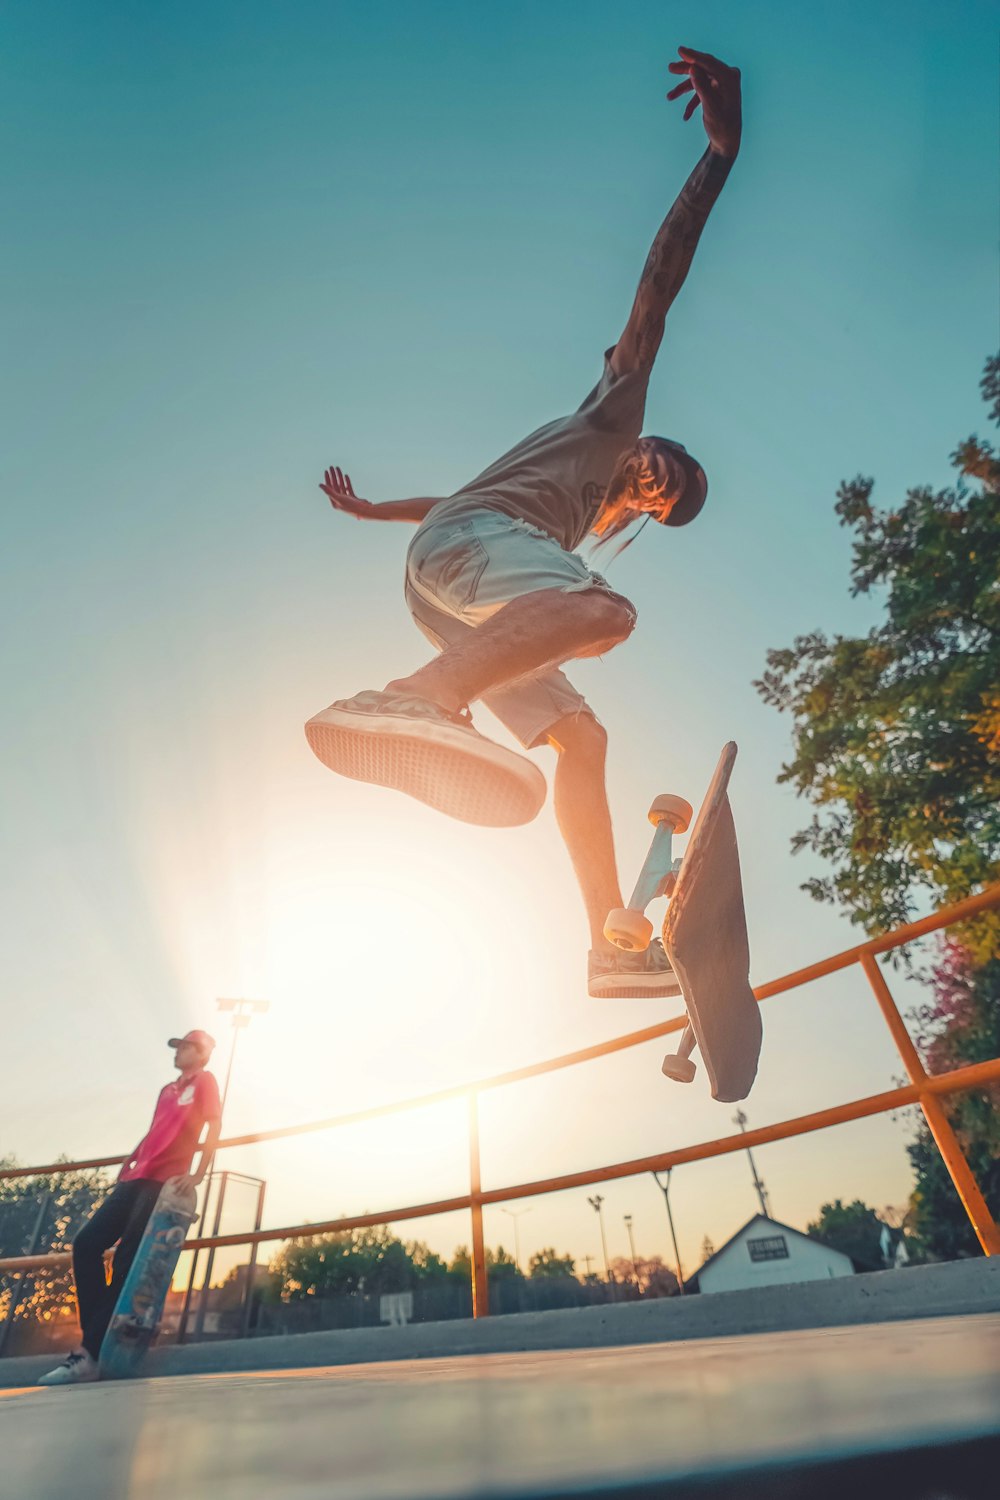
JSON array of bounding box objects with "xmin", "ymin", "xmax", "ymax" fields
[
  {"xmin": 667, "ymin": 46, "xmax": 742, "ymax": 159},
  {"xmin": 320, "ymin": 465, "xmax": 377, "ymax": 519}
]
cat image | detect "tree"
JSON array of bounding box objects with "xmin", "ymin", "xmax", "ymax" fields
[
  {"xmin": 806, "ymin": 1199, "xmax": 883, "ymax": 1268},
  {"xmin": 527, "ymin": 1247, "xmax": 577, "ymax": 1279},
  {"xmin": 756, "ymin": 353, "xmax": 1000, "ymax": 1259},
  {"xmin": 905, "ymin": 948, "xmax": 1000, "ymax": 1260},
  {"xmin": 0, "ymin": 1162, "xmax": 109, "ymax": 1336},
  {"xmin": 754, "ymin": 354, "xmax": 999, "ymax": 958},
  {"xmin": 270, "ymin": 1224, "xmax": 416, "ymax": 1300}
]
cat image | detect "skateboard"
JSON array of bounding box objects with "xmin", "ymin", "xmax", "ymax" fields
[
  {"xmin": 99, "ymin": 1176, "xmax": 198, "ymax": 1379},
  {"xmin": 604, "ymin": 742, "xmax": 761, "ymax": 1102}
]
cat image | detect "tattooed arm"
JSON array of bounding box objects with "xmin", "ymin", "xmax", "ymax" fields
[{"xmin": 611, "ymin": 47, "xmax": 741, "ymax": 378}]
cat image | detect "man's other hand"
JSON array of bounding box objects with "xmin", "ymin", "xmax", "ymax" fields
[
  {"xmin": 320, "ymin": 466, "xmax": 378, "ymax": 519},
  {"xmin": 667, "ymin": 46, "xmax": 742, "ymax": 159}
]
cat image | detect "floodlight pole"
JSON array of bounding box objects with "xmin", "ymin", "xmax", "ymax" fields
[
  {"xmin": 500, "ymin": 1206, "xmax": 532, "ymax": 1272},
  {"xmin": 624, "ymin": 1213, "xmax": 640, "ymax": 1289},
  {"xmin": 587, "ymin": 1194, "xmax": 615, "ymax": 1299},
  {"xmin": 652, "ymin": 1169, "xmax": 685, "ymax": 1295},
  {"xmin": 733, "ymin": 1109, "xmax": 771, "ymax": 1218},
  {"xmin": 216, "ymin": 996, "xmax": 270, "ymax": 1115}
]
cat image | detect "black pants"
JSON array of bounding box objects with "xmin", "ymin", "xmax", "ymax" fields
[{"xmin": 73, "ymin": 1179, "xmax": 162, "ymax": 1357}]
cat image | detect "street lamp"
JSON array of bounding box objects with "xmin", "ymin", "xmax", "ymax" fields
[
  {"xmin": 179, "ymin": 996, "xmax": 269, "ymax": 1342},
  {"xmin": 216, "ymin": 997, "xmax": 270, "ymax": 1113},
  {"xmin": 500, "ymin": 1205, "xmax": 532, "ymax": 1272},
  {"xmin": 733, "ymin": 1109, "xmax": 771, "ymax": 1218},
  {"xmin": 652, "ymin": 1169, "xmax": 685, "ymax": 1295},
  {"xmin": 624, "ymin": 1213, "xmax": 640, "ymax": 1290},
  {"xmin": 587, "ymin": 1193, "xmax": 615, "ymax": 1299}
]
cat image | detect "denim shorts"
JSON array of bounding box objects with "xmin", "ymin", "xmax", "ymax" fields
[{"xmin": 405, "ymin": 507, "xmax": 625, "ymax": 749}]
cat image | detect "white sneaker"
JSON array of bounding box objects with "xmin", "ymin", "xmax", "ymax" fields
[
  {"xmin": 37, "ymin": 1348, "xmax": 100, "ymax": 1386},
  {"xmin": 305, "ymin": 689, "xmax": 547, "ymax": 827},
  {"xmin": 588, "ymin": 937, "xmax": 683, "ymax": 998}
]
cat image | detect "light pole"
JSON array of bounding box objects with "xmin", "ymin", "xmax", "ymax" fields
[
  {"xmin": 652, "ymin": 1169, "xmax": 685, "ymax": 1294},
  {"xmin": 216, "ymin": 997, "xmax": 270, "ymax": 1114},
  {"xmin": 624, "ymin": 1213, "xmax": 640, "ymax": 1290},
  {"xmin": 179, "ymin": 996, "xmax": 269, "ymax": 1342},
  {"xmin": 587, "ymin": 1193, "xmax": 615, "ymax": 1299},
  {"xmin": 733, "ymin": 1109, "xmax": 771, "ymax": 1218},
  {"xmin": 500, "ymin": 1206, "xmax": 532, "ymax": 1272}
]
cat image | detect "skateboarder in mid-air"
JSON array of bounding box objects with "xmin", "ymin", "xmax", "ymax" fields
[
  {"xmin": 307, "ymin": 47, "xmax": 742, "ymax": 999},
  {"xmin": 38, "ymin": 1031, "xmax": 221, "ymax": 1385}
]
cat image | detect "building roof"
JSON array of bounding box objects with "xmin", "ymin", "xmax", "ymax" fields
[{"xmin": 687, "ymin": 1213, "xmax": 867, "ymax": 1289}]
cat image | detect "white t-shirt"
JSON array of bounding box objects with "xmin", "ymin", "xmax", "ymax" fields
[{"xmin": 430, "ymin": 350, "xmax": 650, "ymax": 553}]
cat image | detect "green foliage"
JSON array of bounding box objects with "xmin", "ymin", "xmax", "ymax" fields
[
  {"xmin": 754, "ymin": 354, "xmax": 1000, "ymax": 958},
  {"xmin": 806, "ymin": 1199, "xmax": 884, "ymax": 1268},
  {"xmin": 527, "ymin": 1247, "xmax": 577, "ymax": 1279},
  {"xmin": 269, "ymin": 1224, "xmax": 452, "ymax": 1300},
  {"xmin": 905, "ymin": 948, "xmax": 1000, "ymax": 1260},
  {"xmin": 0, "ymin": 1162, "xmax": 109, "ymax": 1326}
]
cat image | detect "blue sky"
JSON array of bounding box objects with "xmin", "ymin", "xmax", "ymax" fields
[{"xmin": 2, "ymin": 2, "xmax": 995, "ymax": 1275}]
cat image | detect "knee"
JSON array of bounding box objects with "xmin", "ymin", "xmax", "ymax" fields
[
  {"xmin": 549, "ymin": 712, "xmax": 608, "ymax": 760},
  {"xmin": 582, "ymin": 587, "xmax": 637, "ymax": 645}
]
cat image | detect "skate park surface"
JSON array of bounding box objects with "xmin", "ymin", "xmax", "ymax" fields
[{"xmin": 3, "ymin": 1308, "xmax": 997, "ymax": 1498}]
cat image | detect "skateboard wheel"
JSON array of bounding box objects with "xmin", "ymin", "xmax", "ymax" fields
[
  {"xmin": 648, "ymin": 795, "xmax": 693, "ymax": 833},
  {"xmin": 661, "ymin": 1052, "xmax": 697, "ymax": 1083},
  {"xmin": 603, "ymin": 908, "xmax": 654, "ymax": 952}
]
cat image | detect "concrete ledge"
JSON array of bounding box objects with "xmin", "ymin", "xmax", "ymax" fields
[{"xmin": 2, "ymin": 1256, "xmax": 997, "ymax": 1387}]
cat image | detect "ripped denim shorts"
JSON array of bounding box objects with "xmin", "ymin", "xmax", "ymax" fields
[{"xmin": 403, "ymin": 506, "xmax": 629, "ymax": 749}]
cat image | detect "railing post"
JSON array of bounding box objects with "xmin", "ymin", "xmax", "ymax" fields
[
  {"xmin": 468, "ymin": 1091, "xmax": 489, "ymax": 1317},
  {"xmin": 860, "ymin": 952, "xmax": 1000, "ymax": 1256}
]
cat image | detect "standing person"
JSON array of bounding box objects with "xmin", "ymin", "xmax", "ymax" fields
[
  {"xmin": 306, "ymin": 47, "xmax": 742, "ymax": 998},
  {"xmin": 38, "ymin": 1030, "xmax": 222, "ymax": 1385}
]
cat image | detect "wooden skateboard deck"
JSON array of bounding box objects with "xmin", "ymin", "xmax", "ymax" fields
[
  {"xmin": 661, "ymin": 743, "xmax": 761, "ymax": 1102},
  {"xmin": 99, "ymin": 1177, "xmax": 198, "ymax": 1380}
]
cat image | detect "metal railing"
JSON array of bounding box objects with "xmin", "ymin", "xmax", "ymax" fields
[{"xmin": 2, "ymin": 885, "xmax": 998, "ymax": 1323}]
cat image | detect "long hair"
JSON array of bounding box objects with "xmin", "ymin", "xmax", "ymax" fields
[{"xmin": 591, "ymin": 449, "xmax": 668, "ymax": 557}]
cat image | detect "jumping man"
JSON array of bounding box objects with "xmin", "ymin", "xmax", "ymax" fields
[{"xmin": 306, "ymin": 47, "xmax": 742, "ymax": 999}]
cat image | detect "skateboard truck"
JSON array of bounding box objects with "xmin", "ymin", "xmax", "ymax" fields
[
  {"xmin": 603, "ymin": 794, "xmax": 693, "ymax": 953},
  {"xmin": 603, "ymin": 792, "xmax": 701, "ymax": 1085}
]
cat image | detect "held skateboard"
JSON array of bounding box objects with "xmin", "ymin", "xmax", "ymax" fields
[
  {"xmin": 99, "ymin": 1176, "xmax": 198, "ymax": 1379},
  {"xmin": 604, "ymin": 742, "xmax": 761, "ymax": 1102}
]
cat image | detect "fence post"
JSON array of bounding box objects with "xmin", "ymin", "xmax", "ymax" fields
[
  {"xmin": 240, "ymin": 1179, "xmax": 267, "ymax": 1339},
  {"xmin": 860, "ymin": 952, "xmax": 1000, "ymax": 1256},
  {"xmin": 468, "ymin": 1092, "xmax": 489, "ymax": 1317}
]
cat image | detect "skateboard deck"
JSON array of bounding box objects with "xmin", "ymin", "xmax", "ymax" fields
[
  {"xmin": 661, "ymin": 743, "xmax": 761, "ymax": 1101},
  {"xmin": 605, "ymin": 742, "xmax": 761, "ymax": 1102},
  {"xmin": 99, "ymin": 1177, "xmax": 198, "ymax": 1380}
]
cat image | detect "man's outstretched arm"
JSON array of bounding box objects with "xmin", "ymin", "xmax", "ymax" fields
[
  {"xmin": 320, "ymin": 466, "xmax": 445, "ymax": 523},
  {"xmin": 612, "ymin": 47, "xmax": 741, "ymax": 377}
]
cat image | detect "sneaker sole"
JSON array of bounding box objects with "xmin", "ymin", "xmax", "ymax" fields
[
  {"xmin": 305, "ymin": 704, "xmax": 547, "ymax": 828},
  {"xmin": 589, "ymin": 973, "xmax": 684, "ymax": 999}
]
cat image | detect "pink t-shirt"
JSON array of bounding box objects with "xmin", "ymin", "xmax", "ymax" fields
[{"xmin": 119, "ymin": 1070, "xmax": 222, "ymax": 1183}]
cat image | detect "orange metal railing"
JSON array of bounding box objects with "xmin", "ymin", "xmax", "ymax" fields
[{"xmin": 2, "ymin": 885, "xmax": 998, "ymax": 1310}]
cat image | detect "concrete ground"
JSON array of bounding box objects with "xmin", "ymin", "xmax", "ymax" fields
[{"xmin": 2, "ymin": 1313, "xmax": 998, "ymax": 1499}]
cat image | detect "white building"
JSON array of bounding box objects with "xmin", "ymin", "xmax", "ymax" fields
[{"xmin": 690, "ymin": 1214, "xmax": 857, "ymax": 1295}]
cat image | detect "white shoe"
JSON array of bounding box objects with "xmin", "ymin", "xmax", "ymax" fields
[
  {"xmin": 37, "ymin": 1348, "xmax": 100, "ymax": 1386},
  {"xmin": 305, "ymin": 689, "xmax": 546, "ymax": 827},
  {"xmin": 588, "ymin": 937, "xmax": 683, "ymax": 998}
]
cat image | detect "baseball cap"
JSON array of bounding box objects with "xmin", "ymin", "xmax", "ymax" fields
[
  {"xmin": 168, "ymin": 1029, "xmax": 216, "ymax": 1057},
  {"xmin": 658, "ymin": 439, "xmax": 708, "ymax": 527}
]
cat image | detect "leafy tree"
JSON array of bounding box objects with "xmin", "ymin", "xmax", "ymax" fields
[
  {"xmin": 0, "ymin": 1162, "xmax": 109, "ymax": 1333},
  {"xmin": 756, "ymin": 354, "xmax": 1000, "ymax": 1260},
  {"xmin": 754, "ymin": 354, "xmax": 999, "ymax": 959},
  {"xmin": 905, "ymin": 947, "xmax": 1000, "ymax": 1260},
  {"xmin": 271, "ymin": 1224, "xmax": 417, "ymax": 1299},
  {"xmin": 806, "ymin": 1199, "xmax": 884, "ymax": 1268},
  {"xmin": 527, "ymin": 1247, "xmax": 577, "ymax": 1279}
]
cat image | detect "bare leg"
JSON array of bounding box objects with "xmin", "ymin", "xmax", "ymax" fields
[
  {"xmin": 547, "ymin": 713, "xmax": 624, "ymax": 952},
  {"xmin": 387, "ymin": 587, "xmax": 634, "ymax": 715}
]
